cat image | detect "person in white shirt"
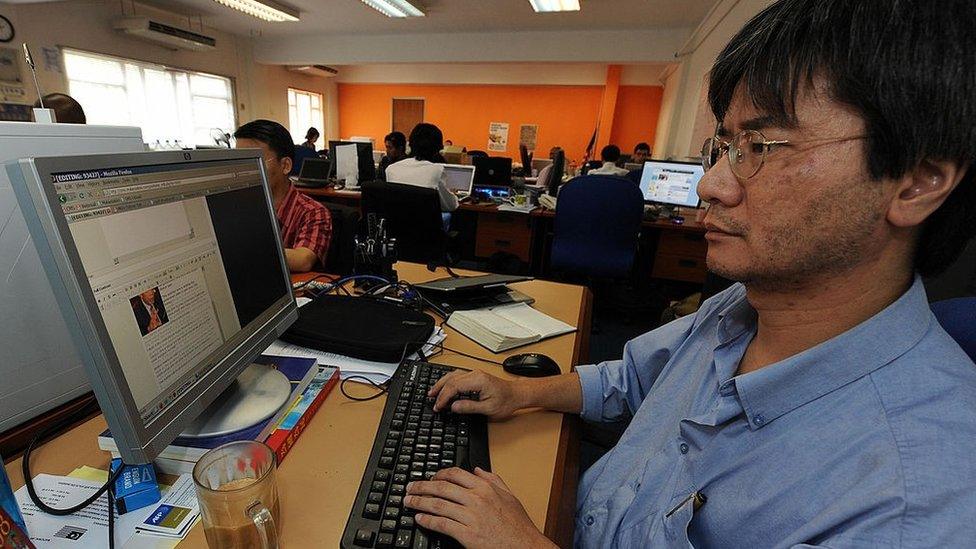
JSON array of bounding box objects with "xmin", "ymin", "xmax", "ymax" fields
[
  {"xmin": 385, "ymin": 123, "xmax": 460, "ymax": 213},
  {"xmin": 588, "ymin": 144, "xmax": 630, "ymax": 177}
]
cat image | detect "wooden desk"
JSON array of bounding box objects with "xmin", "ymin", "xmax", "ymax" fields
[{"xmin": 5, "ymin": 263, "xmax": 591, "ymax": 548}]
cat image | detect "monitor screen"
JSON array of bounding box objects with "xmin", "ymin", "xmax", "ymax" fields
[
  {"xmin": 442, "ymin": 164, "xmax": 475, "ymax": 194},
  {"xmin": 472, "ymin": 156, "xmax": 513, "ymax": 187},
  {"xmin": 300, "ymin": 158, "xmax": 331, "ymax": 180},
  {"xmin": 638, "ymin": 160, "xmax": 704, "ymax": 208},
  {"xmin": 8, "ymin": 150, "xmax": 296, "ymax": 463}
]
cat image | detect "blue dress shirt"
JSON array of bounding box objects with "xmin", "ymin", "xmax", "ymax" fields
[{"xmin": 574, "ymin": 277, "xmax": 976, "ymax": 547}]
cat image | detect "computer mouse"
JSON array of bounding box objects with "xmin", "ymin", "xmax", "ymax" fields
[{"xmin": 502, "ymin": 353, "xmax": 561, "ymax": 377}]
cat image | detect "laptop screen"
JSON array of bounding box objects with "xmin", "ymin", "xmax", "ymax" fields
[
  {"xmin": 442, "ymin": 164, "xmax": 475, "ymax": 194},
  {"xmin": 300, "ymin": 158, "xmax": 331, "ymax": 180}
]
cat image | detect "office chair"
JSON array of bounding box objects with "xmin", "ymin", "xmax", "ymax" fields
[
  {"xmin": 931, "ymin": 297, "xmax": 976, "ymax": 362},
  {"xmin": 626, "ymin": 169, "xmax": 643, "ymax": 185},
  {"xmin": 360, "ymin": 181, "xmax": 450, "ymax": 265},
  {"xmin": 291, "ymin": 146, "xmax": 319, "ymax": 176},
  {"xmin": 322, "ymin": 203, "xmax": 360, "ymax": 276},
  {"xmin": 550, "ymin": 175, "xmax": 644, "ymax": 279}
]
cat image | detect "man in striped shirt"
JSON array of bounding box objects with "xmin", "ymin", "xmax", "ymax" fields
[{"xmin": 235, "ymin": 119, "xmax": 332, "ymax": 272}]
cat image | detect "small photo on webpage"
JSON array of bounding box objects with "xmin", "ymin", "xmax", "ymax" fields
[{"xmin": 130, "ymin": 287, "xmax": 169, "ymax": 336}]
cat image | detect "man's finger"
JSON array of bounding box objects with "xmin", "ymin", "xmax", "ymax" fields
[
  {"xmin": 428, "ymin": 371, "xmax": 461, "ymax": 398},
  {"xmin": 415, "ymin": 513, "xmax": 468, "ymax": 543},
  {"xmin": 403, "ymin": 495, "xmax": 472, "ymax": 525},
  {"xmin": 433, "ymin": 372, "xmax": 486, "ymax": 412},
  {"xmin": 430, "ymin": 467, "xmax": 482, "ymax": 489},
  {"xmin": 450, "ymin": 398, "xmax": 490, "ymax": 415},
  {"xmin": 405, "ymin": 479, "xmax": 475, "ymax": 505}
]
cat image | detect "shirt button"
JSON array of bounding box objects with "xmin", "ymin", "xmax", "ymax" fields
[
  {"xmin": 585, "ymin": 515, "xmax": 595, "ymax": 526},
  {"xmin": 754, "ymin": 414, "xmax": 765, "ymax": 426},
  {"xmin": 679, "ymin": 443, "xmax": 689, "ymax": 454}
]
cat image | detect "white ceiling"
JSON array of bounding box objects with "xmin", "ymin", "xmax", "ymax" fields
[{"xmin": 143, "ymin": 0, "xmax": 719, "ymax": 38}]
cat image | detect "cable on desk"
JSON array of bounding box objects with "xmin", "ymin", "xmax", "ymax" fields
[
  {"xmin": 340, "ymin": 376, "xmax": 390, "ymax": 401},
  {"xmin": 292, "ymin": 273, "xmax": 339, "ymax": 292}
]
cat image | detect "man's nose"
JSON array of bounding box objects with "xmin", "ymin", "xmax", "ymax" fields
[{"xmin": 697, "ymin": 156, "xmax": 743, "ymax": 208}]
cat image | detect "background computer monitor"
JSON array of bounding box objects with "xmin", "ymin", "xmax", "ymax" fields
[
  {"xmin": 329, "ymin": 140, "xmax": 376, "ymax": 184},
  {"xmin": 638, "ymin": 160, "xmax": 705, "ymax": 208},
  {"xmin": 442, "ymin": 164, "xmax": 476, "ymax": 195},
  {"xmin": 298, "ymin": 157, "xmax": 332, "ymax": 182},
  {"xmin": 472, "ymin": 156, "xmax": 513, "ymax": 188},
  {"xmin": 0, "ymin": 122, "xmax": 145, "ymax": 437},
  {"xmin": 7, "ymin": 149, "xmax": 297, "ymax": 464}
]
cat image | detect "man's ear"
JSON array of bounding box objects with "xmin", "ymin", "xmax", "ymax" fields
[
  {"xmin": 887, "ymin": 159, "xmax": 968, "ymax": 228},
  {"xmin": 281, "ymin": 156, "xmax": 293, "ymax": 176}
]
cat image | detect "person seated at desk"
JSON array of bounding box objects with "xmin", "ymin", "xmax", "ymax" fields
[
  {"xmin": 587, "ymin": 145, "xmax": 630, "ymax": 177},
  {"xmin": 234, "ymin": 119, "xmax": 332, "ymax": 273},
  {"xmin": 386, "ymin": 123, "xmax": 459, "ymax": 213},
  {"xmin": 300, "ymin": 127, "xmax": 319, "ymax": 150},
  {"xmin": 377, "ymin": 131, "xmax": 408, "ymax": 181},
  {"xmin": 399, "ymin": 1, "xmax": 976, "ymax": 546},
  {"xmin": 632, "ymin": 142, "xmax": 651, "ymax": 164}
]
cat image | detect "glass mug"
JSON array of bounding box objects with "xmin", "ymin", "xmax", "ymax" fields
[
  {"xmin": 192, "ymin": 441, "xmax": 281, "ymax": 549},
  {"xmin": 511, "ymin": 194, "xmax": 527, "ymax": 206}
]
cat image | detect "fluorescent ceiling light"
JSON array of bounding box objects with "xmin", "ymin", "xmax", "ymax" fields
[
  {"xmin": 212, "ymin": 0, "xmax": 300, "ymax": 22},
  {"xmin": 528, "ymin": 0, "xmax": 580, "ymax": 12},
  {"xmin": 360, "ymin": 0, "xmax": 425, "ymax": 18}
]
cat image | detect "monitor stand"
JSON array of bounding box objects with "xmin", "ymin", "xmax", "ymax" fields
[{"xmin": 178, "ymin": 363, "xmax": 292, "ymax": 439}]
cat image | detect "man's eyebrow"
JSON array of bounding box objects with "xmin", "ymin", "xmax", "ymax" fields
[{"xmin": 739, "ymin": 115, "xmax": 782, "ymax": 131}]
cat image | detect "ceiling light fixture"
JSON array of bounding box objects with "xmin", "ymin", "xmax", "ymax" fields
[
  {"xmin": 212, "ymin": 0, "xmax": 300, "ymax": 22},
  {"xmin": 528, "ymin": 0, "xmax": 580, "ymax": 12},
  {"xmin": 360, "ymin": 0, "xmax": 425, "ymax": 18}
]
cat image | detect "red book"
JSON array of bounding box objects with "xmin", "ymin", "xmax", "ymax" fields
[
  {"xmin": 0, "ymin": 506, "xmax": 35, "ymax": 549},
  {"xmin": 265, "ymin": 365, "xmax": 340, "ymax": 464}
]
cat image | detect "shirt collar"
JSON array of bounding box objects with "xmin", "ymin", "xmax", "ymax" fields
[
  {"xmin": 275, "ymin": 184, "xmax": 298, "ymax": 220},
  {"xmin": 733, "ymin": 275, "xmax": 932, "ymax": 429}
]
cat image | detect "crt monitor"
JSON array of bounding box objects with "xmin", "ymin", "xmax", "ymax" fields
[
  {"xmin": 329, "ymin": 140, "xmax": 376, "ymax": 184},
  {"xmin": 6, "ymin": 149, "xmax": 297, "ymax": 464},
  {"xmin": 442, "ymin": 164, "xmax": 476, "ymax": 195},
  {"xmin": 472, "ymin": 156, "xmax": 513, "ymax": 188},
  {"xmin": 638, "ymin": 160, "xmax": 705, "ymax": 208}
]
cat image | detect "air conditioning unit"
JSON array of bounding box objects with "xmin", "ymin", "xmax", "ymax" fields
[
  {"xmin": 287, "ymin": 65, "xmax": 339, "ymax": 78},
  {"xmin": 113, "ymin": 17, "xmax": 217, "ymax": 51}
]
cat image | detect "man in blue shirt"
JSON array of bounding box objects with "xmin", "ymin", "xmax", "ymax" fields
[{"xmin": 403, "ymin": 1, "xmax": 976, "ymax": 546}]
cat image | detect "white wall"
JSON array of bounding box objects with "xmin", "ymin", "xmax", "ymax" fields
[
  {"xmin": 334, "ymin": 63, "xmax": 671, "ymax": 86},
  {"xmin": 0, "ymin": 0, "xmax": 338, "ymax": 141},
  {"xmin": 653, "ymin": 0, "xmax": 777, "ymax": 158}
]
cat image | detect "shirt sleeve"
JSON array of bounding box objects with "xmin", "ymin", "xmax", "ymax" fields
[
  {"xmin": 291, "ymin": 204, "xmax": 332, "ymax": 267},
  {"xmin": 436, "ymin": 168, "xmax": 460, "ymax": 212},
  {"xmin": 577, "ymin": 311, "xmax": 698, "ymax": 423}
]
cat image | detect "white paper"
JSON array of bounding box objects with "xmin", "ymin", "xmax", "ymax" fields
[
  {"xmin": 493, "ymin": 303, "xmax": 576, "ymax": 338},
  {"xmin": 335, "ymin": 144, "xmax": 360, "ymax": 188},
  {"xmin": 264, "ymin": 328, "xmax": 446, "ymax": 383}
]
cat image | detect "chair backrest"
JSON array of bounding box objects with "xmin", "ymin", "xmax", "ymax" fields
[
  {"xmin": 466, "ymin": 150, "xmax": 489, "ymax": 159},
  {"xmin": 626, "ymin": 168, "xmax": 643, "ymax": 185},
  {"xmin": 360, "ymin": 181, "xmax": 446, "ymax": 265},
  {"xmin": 931, "ymin": 297, "xmax": 976, "ymax": 362},
  {"xmin": 291, "ymin": 146, "xmax": 318, "ymax": 176},
  {"xmin": 322, "ymin": 203, "xmax": 360, "ymax": 276},
  {"xmin": 550, "ymin": 175, "xmax": 644, "ymax": 278}
]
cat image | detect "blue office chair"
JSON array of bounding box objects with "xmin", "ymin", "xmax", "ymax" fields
[
  {"xmin": 550, "ymin": 175, "xmax": 644, "ymax": 278},
  {"xmin": 626, "ymin": 168, "xmax": 643, "ymax": 185},
  {"xmin": 291, "ymin": 146, "xmax": 318, "ymax": 176},
  {"xmin": 931, "ymin": 297, "xmax": 976, "ymax": 362}
]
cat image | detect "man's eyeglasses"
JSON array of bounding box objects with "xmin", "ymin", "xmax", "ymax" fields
[{"xmin": 701, "ymin": 130, "xmax": 868, "ymax": 179}]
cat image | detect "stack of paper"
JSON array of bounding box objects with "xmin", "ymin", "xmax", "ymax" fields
[
  {"xmin": 264, "ymin": 328, "xmax": 447, "ymax": 385},
  {"xmin": 446, "ymin": 303, "xmax": 575, "ymax": 352}
]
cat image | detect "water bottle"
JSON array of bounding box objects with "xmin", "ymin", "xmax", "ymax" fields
[{"xmin": 0, "ymin": 453, "xmax": 29, "ymax": 539}]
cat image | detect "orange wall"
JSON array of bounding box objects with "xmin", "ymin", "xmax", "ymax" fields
[
  {"xmin": 337, "ymin": 83, "xmax": 663, "ymax": 162},
  {"xmin": 611, "ymin": 86, "xmax": 665, "ymax": 155}
]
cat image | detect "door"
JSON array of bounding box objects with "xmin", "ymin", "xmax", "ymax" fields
[{"xmin": 392, "ymin": 98, "xmax": 425, "ymax": 135}]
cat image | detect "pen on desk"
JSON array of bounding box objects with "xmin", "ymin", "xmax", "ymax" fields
[{"xmin": 665, "ymin": 490, "xmax": 707, "ymax": 518}]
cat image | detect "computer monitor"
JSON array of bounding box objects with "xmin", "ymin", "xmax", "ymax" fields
[
  {"xmin": 329, "ymin": 140, "xmax": 376, "ymax": 186},
  {"xmin": 637, "ymin": 160, "xmax": 705, "ymax": 208},
  {"xmin": 0, "ymin": 122, "xmax": 145, "ymax": 435},
  {"xmin": 624, "ymin": 162, "xmax": 643, "ymax": 172},
  {"xmin": 442, "ymin": 164, "xmax": 476, "ymax": 196},
  {"xmin": 297, "ymin": 157, "xmax": 332, "ymax": 183},
  {"xmin": 472, "ymin": 156, "xmax": 513, "ymax": 188},
  {"xmin": 7, "ymin": 149, "xmax": 297, "ymax": 464}
]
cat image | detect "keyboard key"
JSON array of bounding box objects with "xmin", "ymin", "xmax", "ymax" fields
[
  {"xmin": 388, "ymin": 495, "xmax": 403, "ymax": 507},
  {"xmin": 390, "ymin": 483, "xmax": 406, "ymax": 496},
  {"xmin": 364, "ymin": 503, "xmax": 381, "ymax": 519},
  {"xmin": 409, "ymin": 471, "xmax": 423, "ymax": 481},
  {"xmin": 395, "ymin": 464, "xmax": 409, "ymax": 474},
  {"xmin": 379, "ymin": 457, "xmax": 394, "ymax": 469},
  {"xmin": 398, "ymin": 516, "xmax": 414, "ymax": 529},
  {"xmin": 395, "ymin": 529, "xmax": 413, "ymax": 548},
  {"xmin": 384, "ymin": 506, "xmax": 400, "ymax": 520},
  {"xmin": 368, "ymin": 491, "xmax": 383, "ymax": 504},
  {"xmin": 377, "ymin": 532, "xmax": 395, "ymax": 548},
  {"xmin": 382, "ymin": 447, "xmax": 396, "ymax": 458},
  {"xmin": 412, "ymin": 529, "xmax": 429, "ymax": 549},
  {"xmin": 381, "ymin": 519, "xmax": 397, "ymax": 533},
  {"xmin": 354, "ymin": 528, "xmax": 375, "ymax": 547},
  {"xmin": 372, "ymin": 480, "xmax": 387, "ymax": 492},
  {"xmin": 375, "ymin": 470, "xmax": 391, "ymax": 482}
]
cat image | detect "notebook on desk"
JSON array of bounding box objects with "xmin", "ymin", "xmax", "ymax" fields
[{"xmin": 446, "ymin": 303, "xmax": 576, "ymax": 352}]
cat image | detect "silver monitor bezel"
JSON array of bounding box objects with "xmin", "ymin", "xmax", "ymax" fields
[
  {"xmin": 7, "ymin": 149, "xmax": 297, "ymax": 464},
  {"xmin": 442, "ymin": 163, "xmax": 476, "ymax": 195}
]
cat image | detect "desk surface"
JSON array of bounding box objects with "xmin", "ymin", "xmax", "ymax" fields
[
  {"xmin": 5, "ymin": 263, "xmax": 591, "ymax": 547},
  {"xmin": 300, "ymin": 185, "xmax": 706, "ymax": 232}
]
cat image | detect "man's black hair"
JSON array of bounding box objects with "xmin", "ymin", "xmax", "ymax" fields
[
  {"xmin": 634, "ymin": 142, "xmax": 650, "ymax": 154},
  {"xmin": 34, "ymin": 93, "xmax": 86, "ymax": 124},
  {"xmin": 385, "ymin": 131, "xmax": 407, "ymax": 151},
  {"xmin": 234, "ymin": 119, "xmax": 295, "ymax": 164},
  {"xmin": 708, "ymin": 0, "xmax": 976, "ymax": 277},
  {"xmin": 601, "ymin": 145, "xmax": 621, "ymax": 162},
  {"xmin": 409, "ymin": 123, "xmax": 443, "ymax": 162}
]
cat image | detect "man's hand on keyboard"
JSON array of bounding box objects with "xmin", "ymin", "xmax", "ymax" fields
[
  {"xmin": 405, "ymin": 467, "xmax": 555, "ymax": 549},
  {"xmin": 428, "ymin": 371, "xmax": 521, "ymax": 420}
]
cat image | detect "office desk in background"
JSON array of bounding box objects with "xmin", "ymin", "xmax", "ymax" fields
[
  {"xmin": 300, "ymin": 186, "xmax": 709, "ymax": 283},
  {"xmin": 4, "ymin": 262, "xmax": 592, "ymax": 548}
]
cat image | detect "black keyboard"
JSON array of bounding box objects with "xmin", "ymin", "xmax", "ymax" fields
[{"xmin": 341, "ymin": 360, "xmax": 491, "ymax": 548}]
